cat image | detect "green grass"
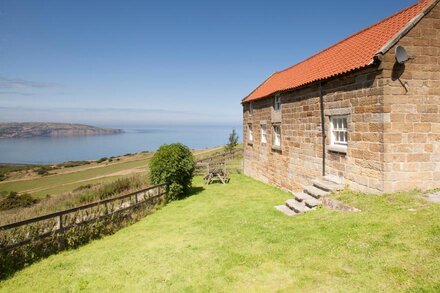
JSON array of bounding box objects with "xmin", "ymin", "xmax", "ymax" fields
[
  {"xmin": 1, "ymin": 175, "xmax": 439, "ymax": 292},
  {"xmin": 0, "ymin": 159, "xmax": 149, "ymax": 197},
  {"xmin": 0, "ymin": 147, "xmax": 230, "ymax": 198}
]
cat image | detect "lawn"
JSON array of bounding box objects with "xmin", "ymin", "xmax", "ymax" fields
[{"xmin": 1, "ymin": 175, "xmax": 439, "ymax": 292}]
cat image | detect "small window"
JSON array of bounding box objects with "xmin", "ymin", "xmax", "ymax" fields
[
  {"xmin": 330, "ymin": 116, "xmax": 348, "ymax": 146},
  {"xmin": 274, "ymin": 95, "xmax": 281, "ymax": 111},
  {"xmin": 272, "ymin": 124, "xmax": 281, "ymax": 148},
  {"xmin": 261, "ymin": 124, "xmax": 267, "ymax": 144},
  {"xmin": 248, "ymin": 124, "xmax": 253, "ymax": 143},
  {"xmin": 249, "ymin": 102, "xmax": 253, "ymax": 115}
]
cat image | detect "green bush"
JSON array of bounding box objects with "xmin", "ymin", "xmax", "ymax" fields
[
  {"xmin": 77, "ymin": 177, "xmax": 144, "ymax": 203},
  {"xmin": 0, "ymin": 192, "xmax": 38, "ymax": 211},
  {"xmin": 60, "ymin": 161, "xmax": 91, "ymax": 168},
  {"xmin": 225, "ymin": 129, "xmax": 239, "ymax": 152},
  {"xmin": 96, "ymin": 178, "xmax": 132, "ymax": 199},
  {"xmin": 150, "ymin": 143, "xmax": 195, "ymax": 201},
  {"xmin": 97, "ymin": 157, "xmax": 108, "ymax": 163}
]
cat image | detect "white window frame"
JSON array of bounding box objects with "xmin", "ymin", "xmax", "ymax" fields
[
  {"xmin": 249, "ymin": 102, "xmax": 253, "ymax": 116},
  {"xmin": 261, "ymin": 124, "xmax": 267, "ymax": 144},
  {"xmin": 274, "ymin": 95, "xmax": 281, "ymax": 111},
  {"xmin": 272, "ymin": 124, "xmax": 281, "ymax": 148},
  {"xmin": 248, "ymin": 123, "xmax": 253, "ymax": 143},
  {"xmin": 330, "ymin": 115, "xmax": 348, "ymax": 148}
]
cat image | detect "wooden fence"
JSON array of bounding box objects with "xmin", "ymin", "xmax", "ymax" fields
[
  {"xmin": 195, "ymin": 149, "xmax": 243, "ymax": 175},
  {"xmin": 196, "ymin": 149, "xmax": 243, "ymax": 164},
  {"xmin": 0, "ymin": 184, "xmax": 166, "ymax": 253}
]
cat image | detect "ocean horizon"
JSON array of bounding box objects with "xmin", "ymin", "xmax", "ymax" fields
[{"xmin": 0, "ymin": 124, "xmax": 242, "ymax": 164}]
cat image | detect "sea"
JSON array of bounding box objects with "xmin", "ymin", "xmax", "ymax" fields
[{"xmin": 0, "ymin": 125, "xmax": 242, "ymax": 164}]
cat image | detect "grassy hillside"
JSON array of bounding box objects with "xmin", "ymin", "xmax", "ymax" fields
[
  {"xmin": 0, "ymin": 146, "xmax": 226, "ymax": 198},
  {"xmin": 1, "ymin": 175, "xmax": 439, "ymax": 292}
]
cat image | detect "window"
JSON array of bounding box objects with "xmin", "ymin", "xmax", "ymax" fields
[
  {"xmin": 261, "ymin": 124, "xmax": 267, "ymax": 144},
  {"xmin": 248, "ymin": 124, "xmax": 253, "ymax": 143},
  {"xmin": 272, "ymin": 124, "xmax": 281, "ymax": 148},
  {"xmin": 249, "ymin": 102, "xmax": 253, "ymax": 115},
  {"xmin": 330, "ymin": 116, "xmax": 348, "ymax": 146},
  {"xmin": 274, "ymin": 95, "xmax": 281, "ymax": 111}
]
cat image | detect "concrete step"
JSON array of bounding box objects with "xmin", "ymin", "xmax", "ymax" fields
[
  {"xmin": 312, "ymin": 178, "xmax": 343, "ymax": 192},
  {"xmin": 293, "ymin": 192, "xmax": 321, "ymax": 208},
  {"xmin": 285, "ymin": 199, "xmax": 311, "ymax": 213},
  {"xmin": 304, "ymin": 185, "xmax": 329, "ymax": 199},
  {"xmin": 324, "ymin": 174, "xmax": 344, "ymax": 185},
  {"xmin": 275, "ymin": 205, "xmax": 297, "ymax": 216}
]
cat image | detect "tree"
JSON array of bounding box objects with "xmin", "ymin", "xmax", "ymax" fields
[
  {"xmin": 149, "ymin": 143, "xmax": 196, "ymax": 201},
  {"xmin": 224, "ymin": 129, "xmax": 239, "ymax": 153}
]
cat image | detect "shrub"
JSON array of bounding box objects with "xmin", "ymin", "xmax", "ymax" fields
[
  {"xmin": 0, "ymin": 174, "xmax": 5, "ymax": 181},
  {"xmin": 34, "ymin": 165, "xmax": 56, "ymax": 176},
  {"xmin": 96, "ymin": 178, "xmax": 132, "ymax": 199},
  {"xmin": 150, "ymin": 143, "xmax": 195, "ymax": 201},
  {"xmin": 72, "ymin": 184, "xmax": 94, "ymax": 192},
  {"xmin": 225, "ymin": 129, "xmax": 239, "ymax": 153},
  {"xmin": 0, "ymin": 192, "xmax": 38, "ymax": 211},
  {"xmin": 97, "ymin": 157, "xmax": 108, "ymax": 163},
  {"xmin": 60, "ymin": 161, "xmax": 91, "ymax": 168}
]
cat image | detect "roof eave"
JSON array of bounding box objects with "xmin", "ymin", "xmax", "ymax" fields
[
  {"xmin": 375, "ymin": 0, "xmax": 440, "ymax": 57},
  {"xmin": 242, "ymin": 62, "xmax": 379, "ymax": 104}
]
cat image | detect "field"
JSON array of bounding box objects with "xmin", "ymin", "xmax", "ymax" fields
[
  {"xmin": 1, "ymin": 175, "xmax": 439, "ymax": 292},
  {"xmin": 0, "ymin": 146, "xmax": 225, "ymax": 198}
]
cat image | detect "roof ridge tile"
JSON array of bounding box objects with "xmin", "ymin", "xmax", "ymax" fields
[{"xmin": 243, "ymin": 0, "xmax": 436, "ymax": 102}]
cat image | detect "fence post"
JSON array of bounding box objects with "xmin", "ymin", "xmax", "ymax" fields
[{"xmin": 56, "ymin": 215, "xmax": 63, "ymax": 231}]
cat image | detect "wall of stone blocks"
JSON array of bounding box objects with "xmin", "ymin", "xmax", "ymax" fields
[
  {"xmin": 243, "ymin": 66, "xmax": 387, "ymax": 194},
  {"xmin": 381, "ymin": 2, "xmax": 440, "ymax": 192}
]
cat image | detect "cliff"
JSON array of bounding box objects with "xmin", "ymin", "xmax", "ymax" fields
[{"xmin": 0, "ymin": 122, "xmax": 124, "ymax": 139}]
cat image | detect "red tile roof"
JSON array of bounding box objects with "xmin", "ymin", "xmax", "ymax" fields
[{"xmin": 243, "ymin": 0, "xmax": 437, "ymax": 103}]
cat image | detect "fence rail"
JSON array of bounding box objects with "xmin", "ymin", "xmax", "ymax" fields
[
  {"xmin": 0, "ymin": 184, "xmax": 166, "ymax": 252},
  {"xmin": 196, "ymin": 149, "xmax": 242, "ymax": 164}
]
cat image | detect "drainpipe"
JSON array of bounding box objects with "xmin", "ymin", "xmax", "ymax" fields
[{"xmin": 319, "ymin": 81, "xmax": 326, "ymax": 177}]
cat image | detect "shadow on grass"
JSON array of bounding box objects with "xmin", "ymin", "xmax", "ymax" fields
[{"xmin": 184, "ymin": 186, "xmax": 205, "ymax": 198}]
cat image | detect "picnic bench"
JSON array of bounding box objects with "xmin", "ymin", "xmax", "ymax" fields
[{"xmin": 203, "ymin": 164, "xmax": 230, "ymax": 185}]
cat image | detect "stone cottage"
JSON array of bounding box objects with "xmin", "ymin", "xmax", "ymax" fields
[{"xmin": 242, "ymin": 0, "xmax": 440, "ymax": 196}]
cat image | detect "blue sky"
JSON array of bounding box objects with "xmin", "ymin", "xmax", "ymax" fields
[{"xmin": 0, "ymin": 0, "xmax": 416, "ymax": 126}]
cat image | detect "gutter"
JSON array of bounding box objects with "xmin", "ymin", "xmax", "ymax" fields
[{"xmin": 319, "ymin": 81, "xmax": 326, "ymax": 177}]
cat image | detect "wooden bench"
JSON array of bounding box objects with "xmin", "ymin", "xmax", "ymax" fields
[{"xmin": 204, "ymin": 164, "xmax": 230, "ymax": 185}]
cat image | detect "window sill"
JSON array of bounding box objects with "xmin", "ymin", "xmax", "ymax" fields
[
  {"xmin": 328, "ymin": 145, "xmax": 347, "ymax": 154},
  {"xmin": 272, "ymin": 145, "xmax": 282, "ymax": 152}
]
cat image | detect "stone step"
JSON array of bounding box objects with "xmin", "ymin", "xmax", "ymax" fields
[
  {"xmin": 324, "ymin": 174, "xmax": 344, "ymax": 185},
  {"xmin": 275, "ymin": 205, "xmax": 297, "ymax": 216},
  {"xmin": 304, "ymin": 185, "xmax": 329, "ymax": 199},
  {"xmin": 285, "ymin": 199, "xmax": 311, "ymax": 213},
  {"xmin": 293, "ymin": 192, "xmax": 321, "ymax": 208},
  {"xmin": 312, "ymin": 178, "xmax": 343, "ymax": 192}
]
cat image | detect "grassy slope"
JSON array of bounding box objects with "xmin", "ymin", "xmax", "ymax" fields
[
  {"xmin": 1, "ymin": 175, "xmax": 439, "ymax": 292},
  {"xmin": 0, "ymin": 147, "xmax": 226, "ymax": 198},
  {"xmin": 0, "ymin": 159, "xmax": 150, "ymax": 197}
]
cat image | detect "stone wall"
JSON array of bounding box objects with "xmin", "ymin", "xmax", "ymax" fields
[
  {"xmin": 381, "ymin": 2, "xmax": 440, "ymax": 192},
  {"xmin": 243, "ymin": 65, "xmax": 387, "ymax": 194}
]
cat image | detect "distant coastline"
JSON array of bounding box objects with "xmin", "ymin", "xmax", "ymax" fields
[{"xmin": 0, "ymin": 122, "xmax": 124, "ymax": 139}]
